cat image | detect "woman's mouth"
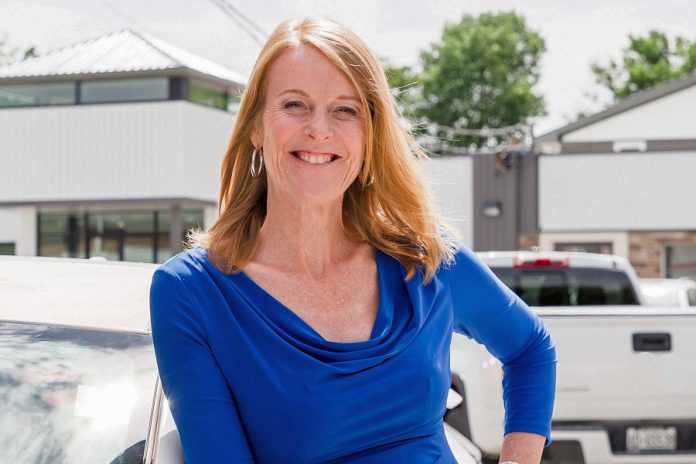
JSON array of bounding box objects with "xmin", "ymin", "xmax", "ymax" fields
[{"xmin": 290, "ymin": 151, "xmax": 339, "ymax": 165}]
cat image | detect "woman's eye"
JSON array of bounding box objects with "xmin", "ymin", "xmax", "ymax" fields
[
  {"xmin": 336, "ymin": 106, "xmax": 358, "ymax": 116},
  {"xmin": 284, "ymin": 101, "xmax": 305, "ymax": 109}
]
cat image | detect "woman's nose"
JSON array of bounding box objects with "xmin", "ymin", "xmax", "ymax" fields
[{"xmin": 304, "ymin": 110, "xmax": 332, "ymax": 140}]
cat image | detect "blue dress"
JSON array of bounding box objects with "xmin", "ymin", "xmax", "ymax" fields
[{"xmin": 150, "ymin": 244, "xmax": 556, "ymax": 463}]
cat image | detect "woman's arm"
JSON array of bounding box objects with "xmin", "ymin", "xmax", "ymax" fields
[
  {"xmin": 446, "ymin": 245, "xmax": 557, "ymax": 453},
  {"xmin": 150, "ymin": 265, "xmax": 255, "ymax": 463},
  {"xmin": 500, "ymin": 431, "xmax": 545, "ymax": 463}
]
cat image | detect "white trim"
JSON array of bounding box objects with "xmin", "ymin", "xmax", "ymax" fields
[{"xmin": 538, "ymin": 231, "xmax": 629, "ymax": 259}]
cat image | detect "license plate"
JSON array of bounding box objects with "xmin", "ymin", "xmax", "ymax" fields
[{"xmin": 626, "ymin": 426, "xmax": 677, "ymax": 451}]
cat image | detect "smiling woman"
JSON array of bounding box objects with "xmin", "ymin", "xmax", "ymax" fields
[{"xmin": 150, "ymin": 16, "xmax": 556, "ymax": 464}]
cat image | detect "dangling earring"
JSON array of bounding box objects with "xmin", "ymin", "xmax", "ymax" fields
[
  {"xmin": 250, "ymin": 148, "xmax": 264, "ymax": 178},
  {"xmin": 364, "ymin": 173, "xmax": 375, "ymax": 187}
]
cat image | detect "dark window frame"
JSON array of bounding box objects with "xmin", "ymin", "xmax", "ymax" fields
[
  {"xmin": 36, "ymin": 209, "xmax": 203, "ymax": 263},
  {"xmin": 0, "ymin": 242, "xmax": 16, "ymax": 255}
]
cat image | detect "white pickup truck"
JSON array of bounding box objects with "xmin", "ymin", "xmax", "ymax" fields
[{"xmin": 446, "ymin": 251, "xmax": 696, "ymax": 464}]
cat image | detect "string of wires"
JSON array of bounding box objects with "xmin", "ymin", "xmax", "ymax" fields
[{"xmin": 207, "ymin": 0, "xmax": 268, "ymax": 46}]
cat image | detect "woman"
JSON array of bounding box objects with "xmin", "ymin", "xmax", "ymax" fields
[{"xmin": 150, "ymin": 16, "xmax": 556, "ymax": 464}]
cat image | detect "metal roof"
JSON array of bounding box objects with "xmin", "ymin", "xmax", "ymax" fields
[
  {"xmin": 0, "ymin": 29, "xmax": 246, "ymax": 88},
  {"xmin": 537, "ymin": 72, "xmax": 696, "ymax": 142}
]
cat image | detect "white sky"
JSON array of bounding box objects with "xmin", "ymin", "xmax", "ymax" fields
[{"xmin": 1, "ymin": 0, "xmax": 694, "ymax": 134}]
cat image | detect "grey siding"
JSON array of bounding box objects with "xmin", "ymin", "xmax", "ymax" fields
[{"xmin": 473, "ymin": 152, "xmax": 537, "ymax": 251}]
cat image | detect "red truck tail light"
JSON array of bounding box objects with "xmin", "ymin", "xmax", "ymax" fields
[{"xmin": 513, "ymin": 257, "xmax": 570, "ymax": 268}]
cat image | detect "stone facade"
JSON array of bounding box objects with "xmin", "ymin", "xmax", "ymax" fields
[{"xmin": 628, "ymin": 231, "xmax": 696, "ymax": 278}]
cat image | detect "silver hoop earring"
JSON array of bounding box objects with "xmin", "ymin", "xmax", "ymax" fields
[{"xmin": 250, "ymin": 148, "xmax": 264, "ymax": 178}]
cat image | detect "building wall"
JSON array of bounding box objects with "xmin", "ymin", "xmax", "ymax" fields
[
  {"xmin": 538, "ymin": 231, "xmax": 630, "ymax": 258},
  {"xmin": 419, "ymin": 155, "xmax": 474, "ymax": 248},
  {"xmin": 0, "ymin": 100, "xmax": 234, "ymax": 203},
  {"xmin": 0, "ymin": 207, "xmax": 37, "ymax": 255},
  {"xmin": 563, "ymin": 84, "xmax": 696, "ymax": 142},
  {"xmin": 629, "ymin": 230, "xmax": 696, "ymax": 278},
  {"xmin": 539, "ymin": 151, "xmax": 696, "ymax": 231},
  {"xmin": 473, "ymin": 152, "xmax": 537, "ymax": 251}
]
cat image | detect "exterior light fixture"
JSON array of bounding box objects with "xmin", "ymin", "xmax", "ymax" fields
[{"xmin": 483, "ymin": 200, "xmax": 502, "ymax": 218}]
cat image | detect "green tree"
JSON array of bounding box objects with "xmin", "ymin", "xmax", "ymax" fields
[
  {"xmin": 0, "ymin": 34, "xmax": 35, "ymax": 65},
  {"xmin": 382, "ymin": 58, "xmax": 422, "ymax": 118},
  {"xmin": 592, "ymin": 30, "xmax": 696, "ymax": 101},
  {"xmin": 418, "ymin": 12, "xmax": 546, "ymax": 147}
]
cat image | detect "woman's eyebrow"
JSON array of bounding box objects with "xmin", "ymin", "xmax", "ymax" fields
[{"xmin": 277, "ymin": 88, "xmax": 361, "ymax": 103}]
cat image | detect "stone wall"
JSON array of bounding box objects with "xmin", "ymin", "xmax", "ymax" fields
[{"xmin": 628, "ymin": 231, "xmax": 696, "ymax": 277}]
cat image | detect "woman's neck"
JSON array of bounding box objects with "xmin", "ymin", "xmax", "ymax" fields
[{"xmin": 254, "ymin": 194, "xmax": 361, "ymax": 278}]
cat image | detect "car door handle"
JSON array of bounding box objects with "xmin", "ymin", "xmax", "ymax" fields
[{"xmin": 633, "ymin": 332, "xmax": 671, "ymax": 352}]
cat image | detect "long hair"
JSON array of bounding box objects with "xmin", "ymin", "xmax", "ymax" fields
[{"xmin": 188, "ymin": 16, "xmax": 457, "ymax": 283}]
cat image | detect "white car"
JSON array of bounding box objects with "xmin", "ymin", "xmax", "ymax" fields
[
  {"xmin": 639, "ymin": 278, "xmax": 696, "ymax": 308},
  {"xmin": 0, "ymin": 255, "xmax": 482, "ymax": 464}
]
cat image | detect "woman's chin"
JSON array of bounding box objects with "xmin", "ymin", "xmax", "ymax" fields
[{"xmin": 275, "ymin": 184, "xmax": 346, "ymax": 208}]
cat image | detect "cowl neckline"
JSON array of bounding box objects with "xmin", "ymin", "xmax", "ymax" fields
[{"xmin": 189, "ymin": 246, "xmax": 441, "ymax": 373}]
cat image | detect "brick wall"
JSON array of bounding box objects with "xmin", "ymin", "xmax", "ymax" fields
[
  {"xmin": 518, "ymin": 233, "xmax": 539, "ymax": 251},
  {"xmin": 628, "ymin": 231, "xmax": 696, "ymax": 277}
]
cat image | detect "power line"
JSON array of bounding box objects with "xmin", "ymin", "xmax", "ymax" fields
[
  {"xmin": 207, "ymin": 0, "xmax": 267, "ymax": 46},
  {"xmin": 216, "ymin": 0, "xmax": 267, "ymax": 38}
]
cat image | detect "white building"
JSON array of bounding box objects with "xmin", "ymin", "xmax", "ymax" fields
[
  {"xmin": 535, "ymin": 73, "xmax": 696, "ymax": 279},
  {"xmin": 0, "ymin": 29, "xmax": 244, "ymax": 263}
]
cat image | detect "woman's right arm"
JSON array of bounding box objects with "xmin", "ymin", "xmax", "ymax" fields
[{"xmin": 150, "ymin": 266, "xmax": 255, "ymax": 463}]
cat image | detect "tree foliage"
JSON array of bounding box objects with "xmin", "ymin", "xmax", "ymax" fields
[
  {"xmin": 0, "ymin": 34, "xmax": 35, "ymax": 65},
  {"xmin": 416, "ymin": 12, "xmax": 546, "ymax": 146},
  {"xmin": 382, "ymin": 58, "xmax": 422, "ymax": 119},
  {"xmin": 592, "ymin": 30, "xmax": 696, "ymax": 101}
]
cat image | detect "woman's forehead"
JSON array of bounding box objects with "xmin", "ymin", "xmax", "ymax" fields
[{"xmin": 264, "ymin": 46, "xmax": 360, "ymax": 100}]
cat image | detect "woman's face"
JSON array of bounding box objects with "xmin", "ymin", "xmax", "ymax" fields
[{"xmin": 251, "ymin": 45, "xmax": 366, "ymax": 206}]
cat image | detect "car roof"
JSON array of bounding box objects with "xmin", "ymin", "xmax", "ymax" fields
[
  {"xmin": 475, "ymin": 250, "xmax": 632, "ymax": 270},
  {"xmin": 0, "ymin": 255, "xmax": 158, "ymax": 333}
]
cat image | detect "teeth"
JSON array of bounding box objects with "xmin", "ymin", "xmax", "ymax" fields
[{"xmin": 295, "ymin": 151, "xmax": 334, "ymax": 164}]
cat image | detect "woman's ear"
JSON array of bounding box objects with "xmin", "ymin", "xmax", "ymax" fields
[{"xmin": 250, "ymin": 119, "xmax": 264, "ymax": 151}]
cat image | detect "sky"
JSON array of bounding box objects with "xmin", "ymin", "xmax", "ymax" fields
[{"xmin": 1, "ymin": 0, "xmax": 694, "ymax": 134}]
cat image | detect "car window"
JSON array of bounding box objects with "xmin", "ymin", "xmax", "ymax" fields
[
  {"xmin": 491, "ymin": 267, "xmax": 640, "ymax": 306},
  {"xmin": 688, "ymin": 289, "xmax": 696, "ymax": 307},
  {"xmin": 0, "ymin": 321, "xmax": 157, "ymax": 464}
]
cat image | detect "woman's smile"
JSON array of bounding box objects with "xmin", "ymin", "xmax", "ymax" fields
[{"xmin": 290, "ymin": 150, "xmax": 341, "ymax": 165}]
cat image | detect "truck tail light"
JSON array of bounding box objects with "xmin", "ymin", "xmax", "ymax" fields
[{"xmin": 513, "ymin": 257, "xmax": 570, "ymax": 268}]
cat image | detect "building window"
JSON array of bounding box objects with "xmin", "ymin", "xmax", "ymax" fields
[
  {"xmin": 80, "ymin": 78, "xmax": 169, "ymax": 104},
  {"xmin": 188, "ymin": 79, "xmax": 228, "ymax": 111},
  {"xmin": 38, "ymin": 214, "xmax": 87, "ymax": 258},
  {"xmin": 0, "ymin": 243, "xmax": 15, "ymax": 255},
  {"xmin": 37, "ymin": 209, "xmax": 204, "ymax": 263},
  {"xmin": 0, "ymin": 82, "xmax": 76, "ymax": 107},
  {"xmin": 554, "ymin": 242, "xmax": 613, "ymax": 254},
  {"xmin": 664, "ymin": 244, "xmax": 696, "ymax": 280}
]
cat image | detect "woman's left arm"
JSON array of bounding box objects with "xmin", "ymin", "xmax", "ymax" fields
[{"xmin": 445, "ymin": 245, "xmax": 557, "ymax": 459}]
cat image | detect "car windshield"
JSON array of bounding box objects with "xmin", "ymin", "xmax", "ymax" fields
[
  {"xmin": 490, "ymin": 267, "xmax": 640, "ymax": 306},
  {"xmin": 0, "ymin": 321, "xmax": 157, "ymax": 464}
]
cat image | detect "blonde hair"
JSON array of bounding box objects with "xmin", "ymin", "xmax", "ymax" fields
[{"xmin": 188, "ymin": 16, "xmax": 457, "ymax": 283}]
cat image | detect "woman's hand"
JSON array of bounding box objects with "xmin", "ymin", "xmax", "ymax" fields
[{"xmin": 499, "ymin": 431, "xmax": 546, "ymax": 464}]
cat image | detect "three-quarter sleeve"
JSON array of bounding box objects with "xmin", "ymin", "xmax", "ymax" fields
[
  {"xmin": 149, "ymin": 265, "xmax": 255, "ymax": 463},
  {"xmin": 446, "ymin": 245, "xmax": 557, "ymax": 446}
]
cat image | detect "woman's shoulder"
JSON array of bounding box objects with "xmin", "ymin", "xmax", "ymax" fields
[{"xmin": 154, "ymin": 246, "xmax": 210, "ymax": 285}]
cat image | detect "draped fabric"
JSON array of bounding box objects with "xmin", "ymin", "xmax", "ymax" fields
[{"xmin": 150, "ymin": 245, "xmax": 556, "ymax": 463}]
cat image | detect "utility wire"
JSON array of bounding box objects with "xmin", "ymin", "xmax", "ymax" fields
[
  {"xmin": 216, "ymin": 0, "xmax": 267, "ymax": 38},
  {"xmin": 208, "ymin": 0, "xmax": 267, "ymax": 46}
]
